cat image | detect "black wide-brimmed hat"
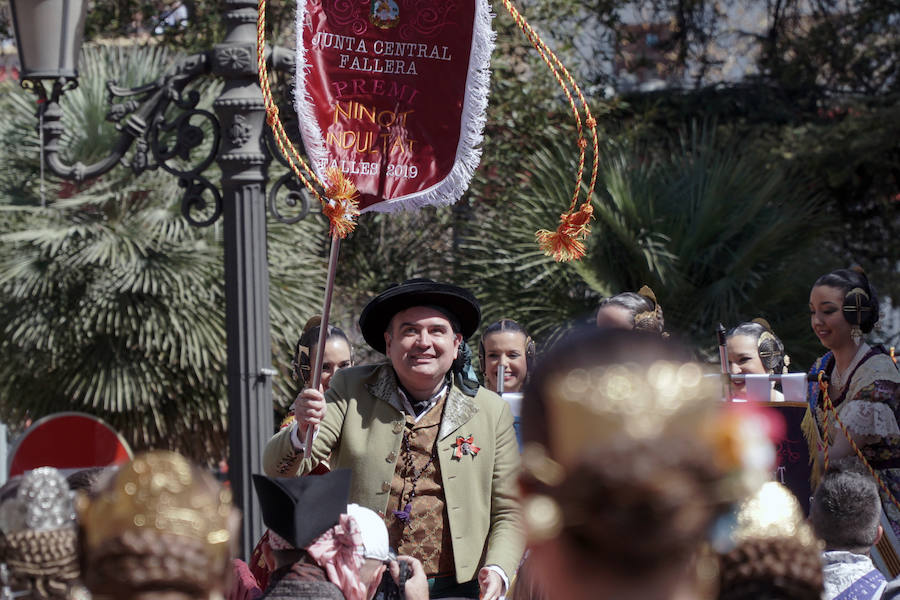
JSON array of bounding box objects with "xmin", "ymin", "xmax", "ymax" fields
[
  {"xmin": 359, "ymin": 278, "xmax": 481, "ymax": 354},
  {"xmin": 251, "ymin": 469, "xmax": 351, "ymax": 549}
]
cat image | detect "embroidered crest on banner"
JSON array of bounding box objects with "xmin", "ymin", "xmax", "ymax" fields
[{"xmin": 370, "ymin": 0, "xmax": 400, "ymax": 30}]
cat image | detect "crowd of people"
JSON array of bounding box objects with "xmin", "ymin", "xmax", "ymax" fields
[{"xmin": 0, "ymin": 267, "xmax": 898, "ymax": 600}]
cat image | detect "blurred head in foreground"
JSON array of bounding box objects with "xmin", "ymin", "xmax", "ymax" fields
[
  {"xmin": 716, "ymin": 482, "xmax": 823, "ymax": 600},
  {"xmin": 519, "ymin": 328, "xmax": 773, "ymax": 600},
  {"xmin": 77, "ymin": 451, "xmax": 239, "ymax": 600}
]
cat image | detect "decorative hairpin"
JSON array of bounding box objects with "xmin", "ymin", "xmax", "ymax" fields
[
  {"xmin": 710, "ymin": 481, "xmax": 820, "ymax": 553},
  {"xmin": 845, "ymin": 287, "xmax": 872, "ymax": 344},
  {"xmin": 634, "ymin": 285, "xmax": 664, "ymax": 334},
  {"xmin": 636, "ymin": 285, "xmax": 657, "ymax": 304}
]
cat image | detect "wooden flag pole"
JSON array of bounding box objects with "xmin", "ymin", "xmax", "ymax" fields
[{"xmin": 303, "ymin": 233, "xmax": 342, "ymax": 458}]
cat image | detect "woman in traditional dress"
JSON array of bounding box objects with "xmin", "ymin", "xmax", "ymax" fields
[
  {"xmin": 804, "ymin": 268, "xmax": 900, "ymax": 573},
  {"xmin": 726, "ymin": 319, "xmax": 788, "ymax": 402}
]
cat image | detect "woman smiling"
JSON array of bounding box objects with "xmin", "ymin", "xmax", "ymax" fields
[
  {"xmin": 726, "ymin": 319, "xmax": 787, "ymax": 402},
  {"xmin": 803, "ymin": 267, "xmax": 900, "ymax": 574}
]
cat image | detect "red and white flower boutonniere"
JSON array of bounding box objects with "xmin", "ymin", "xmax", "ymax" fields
[{"xmin": 452, "ymin": 435, "xmax": 480, "ymax": 459}]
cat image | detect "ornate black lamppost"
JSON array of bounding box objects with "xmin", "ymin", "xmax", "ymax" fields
[{"xmin": 9, "ymin": 0, "xmax": 307, "ymax": 557}]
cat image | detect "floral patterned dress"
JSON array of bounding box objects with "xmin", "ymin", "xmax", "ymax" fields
[{"xmin": 806, "ymin": 346, "xmax": 900, "ymax": 572}]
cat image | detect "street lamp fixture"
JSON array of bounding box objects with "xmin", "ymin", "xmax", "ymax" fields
[
  {"xmin": 9, "ymin": 0, "xmax": 87, "ymax": 100},
  {"xmin": 8, "ymin": 0, "xmax": 309, "ymax": 558}
]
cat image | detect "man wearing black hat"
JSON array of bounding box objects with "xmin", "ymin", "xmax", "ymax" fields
[{"xmin": 264, "ymin": 279, "xmax": 523, "ymax": 600}]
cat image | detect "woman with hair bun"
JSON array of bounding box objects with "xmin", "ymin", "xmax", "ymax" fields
[
  {"xmin": 804, "ymin": 267, "xmax": 900, "ymax": 572},
  {"xmin": 726, "ymin": 319, "xmax": 788, "ymax": 402},
  {"xmin": 595, "ymin": 286, "xmax": 666, "ymax": 335}
]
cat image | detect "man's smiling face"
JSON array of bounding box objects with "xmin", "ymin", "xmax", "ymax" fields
[{"xmin": 385, "ymin": 306, "xmax": 462, "ymax": 393}]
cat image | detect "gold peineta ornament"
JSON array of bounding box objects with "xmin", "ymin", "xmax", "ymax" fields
[
  {"xmin": 633, "ymin": 286, "xmax": 665, "ymax": 335},
  {"xmin": 533, "ymin": 361, "xmax": 774, "ymax": 494},
  {"xmin": 77, "ymin": 451, "xmax": 234, "ymax": 569},
  {"xmin": 542, "ymin": 361, "xmax": 714, "ymax": 464},
  {"xmin": 730, "ymin": 482, "xmax": 819, "ymax": 548}
]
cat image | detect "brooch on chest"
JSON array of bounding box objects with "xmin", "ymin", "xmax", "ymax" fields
[{"xmin": 451, "ymin": 435, "xmax": 480, "ymax": 459}]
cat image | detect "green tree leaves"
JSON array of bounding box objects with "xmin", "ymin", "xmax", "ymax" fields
[
  {"xmin": 0, "ymin": 46, "xmax": 325, "ymax": 463},
  {"xmin": 459, "ymin": 127, "xmax": 833, "ymax": 366}
]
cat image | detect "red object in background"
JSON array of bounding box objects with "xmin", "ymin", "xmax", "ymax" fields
[
  {"xmin": 8, "ymin": 412, "xmax": 133, "ymax": 477},
  {"xmin": 296, "ymin": 0, "xmax": 493, "ymax": 212}
]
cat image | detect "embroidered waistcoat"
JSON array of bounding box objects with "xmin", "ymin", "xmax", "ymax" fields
[{"xmin": 383, "ymin": 393, "xmax": 455, "ymax": 577}]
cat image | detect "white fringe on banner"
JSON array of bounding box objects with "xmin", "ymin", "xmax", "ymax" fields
[{"xmin": 294, "ymin": 0, "xmax": 496, "ymax": 214}]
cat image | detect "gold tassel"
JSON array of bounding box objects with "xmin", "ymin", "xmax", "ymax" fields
[
  {"xmin": 536, "ymin": 202, "xmax": 593, "ymax": 262},
  {"xmin": 321, "ymin": 168, "xmax": 360, "ymax": 238},
  {"xmin": 801, "ymin": 407, "xmax": 823, "ymax": 490}
]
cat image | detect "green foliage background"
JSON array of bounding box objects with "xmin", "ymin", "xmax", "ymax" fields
[{"xmin": 0, "ymin": 0, "xmax": 896, "ymax": 460}]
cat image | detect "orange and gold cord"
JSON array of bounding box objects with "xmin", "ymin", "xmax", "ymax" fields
[
  {"xmin": 257, "ymin": 0, "xmax": 359, "ymax": 238},
  {"xmin": 821, "ymin": 372, "xmax": 900, "ymax": 512},
  {"xmin": 499, "ymin": 0, "xmax": 600, "ymax": 261},
  {"xmin": 257, "ymin": 0, "xmax": 598, "ymax": 250}
]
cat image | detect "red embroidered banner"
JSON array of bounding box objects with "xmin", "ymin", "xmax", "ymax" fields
[{"xmin": 296, "ymin": 0, "xmax": 494, "ymax": 213}]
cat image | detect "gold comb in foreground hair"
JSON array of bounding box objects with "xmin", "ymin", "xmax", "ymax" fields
[
  {"xmin": 729, "ymin": 481, "xmax": 819, "ymax": 549},
  {"xmin": 520, "ymin": 359, "xmax": 777, "ymax": 554},
  {"xmin": 542, "ymin": 361, "xmax": 715, "ymax": 465},
  {"xmin": 77, "ymin": 451, "xmax": 234, "ymax": 567},
  {"xmin": 527, "ymin": 361, "xmax": 775, "ymax": 499}
]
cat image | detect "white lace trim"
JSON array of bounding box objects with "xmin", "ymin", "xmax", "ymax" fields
[{"xmin": 838, "ymin": 400, "xmax": 900, "ymax": 438}]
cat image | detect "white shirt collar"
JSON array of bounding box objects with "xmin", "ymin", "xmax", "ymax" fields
[{"xmin": 397, "ymin": 382, "xmax": 448, "ymax": 424}]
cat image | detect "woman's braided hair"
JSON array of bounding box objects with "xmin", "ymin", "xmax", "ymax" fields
[
  {"xmin": 528, "ymin": 438, "xmax": 730, "ymax": 576},
  {"xmin": 0, "ymin": 528, "xmax": 80, "ymax": 599},
  {"xmin": 82, "ymin": 530, "xmax": 218, "ymax": 599},
  {"xmin": 717, "ymin": 536, "xmax": 823, "ymax": 600}
]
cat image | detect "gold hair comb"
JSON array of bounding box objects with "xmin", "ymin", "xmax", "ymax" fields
[
  {"xmin": 542, "ymin": 361, "xmax": 717, "ymax": 467},
  {"xmin": 77, "ymin": 451, "xmax": 233, "ymax": 566},
  {"xmin": 728, "ymin": 482, "xmax": 820, "ymax": 550}
]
